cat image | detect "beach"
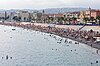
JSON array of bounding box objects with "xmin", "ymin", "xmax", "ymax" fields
[{"xmin": 0, "ymin": 22, "xmax": 100, "ymax": 50}]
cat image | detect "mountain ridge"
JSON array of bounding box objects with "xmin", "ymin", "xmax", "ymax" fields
[{"xmin": 0, "ymin": 7, "xmax": 88, "ymax": 14}]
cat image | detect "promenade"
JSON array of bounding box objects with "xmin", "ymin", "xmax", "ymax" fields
[{"xmin": 34, "ymin": 23, "xmax": 100, "ymax": 31}]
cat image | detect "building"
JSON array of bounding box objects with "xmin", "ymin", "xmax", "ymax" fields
[
  {"xmin": 64, "ymin": 12, "xmax": 80, "ymax": 18},
  {"xmin": 85, "ymin": 8, "xmax": 100, "ymax": 19},
  {"xmin": 42, "ymin": 14, "xmax": 49, "ymax": 23},
  {"xmin": 32, "ymin": 12, "xmax": 43, "ymax": 23},
  {"xmin": 19, "ymin": 11, "xmax": 31, "ymax": 22},
  {"xmin": 79, "ymin": 11, "xmax": 86, "ymax": 23},
  {"xmin": 43, "ymin": 14, "xmax": 64, "ymax": 18},
  {"xmin": 85, "ymin": 8, "xmax": 92, "ymax": 18},
  {"xmin": 36, "ymin": 13, "xmax": 42, "ymax": 22},
  {"xmin": 80, "ymin": 8, "xmax": 100, "ymax": 24},
  {"xmin": 8, "ymin": 12, "xmax": 19, "ymax": 22},
  {"xmin": 64, "ymin": 12, "xmax": 80, "ymax": 24},
  {"xmin": 41, "ymin": 13, "xmax": 64, "ymax": 23},
  {"xmin": 91, "ymin": 10, "xmax": 100, "ymax": 19},
  {"xmin": 0, "ymin": 12, "xmax": 5, "ymax": 19}
]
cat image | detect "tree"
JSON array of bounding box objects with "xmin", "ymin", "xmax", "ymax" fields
[
  {"xmin": 18, "ymin": 17, "xmax": 21, "ymax": 22},
  {"xmin": 71, "ymin": 17, "xmax": 77, "ymax": 24},
  {"xmin": 13, "ymin": 16, "xmax": 18, "ymax": 21},
  {"xmin": 51, "ymin": 17, "xmax": 54, "ymax": 22},
  {"xmin": 90, "ymin": 17, "xmax": 94, "ymax": 22},
  {"xmin": 29, "ymin": 16, "xmax": 32, "ymax": 22},
  {"xmin": 24, "ymin": 17, "xmax": 26, "ymax": 21},
  {"xmin": 13, "ymin": 16, "xmax": 21, "ymax": 22},
  {"xmin": 72, "ymin": 17, "xmax": 77, "ymax": 21},
  {"xmin": 48, "ymin": 17, "xmax": 54, "ymax": 22},
  {"xmin": 66, "ymin": 18, "xmax": 72, "ymax": 24},
  {"xmin": 57, "ymin": 17, "xmax": 64, "ymax": 24},
  {"xmin": 83, "ymin": 17, "xmax": 89, "ymax": 24},
  {"xmin": 96, "ymin": 16, "xmax": 100, "ymax": 26},
  {"xmin": 64, "ymin": 18, "xmax": 68, "ymax": 21},
  {"xmin": 57, "ymin": 17, "xmax": 64, "ymax": 22}
]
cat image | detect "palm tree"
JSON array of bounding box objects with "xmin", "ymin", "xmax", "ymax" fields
[{"xmin": 96, "ymin": 16, "xmax": 100, "ymax": 26}]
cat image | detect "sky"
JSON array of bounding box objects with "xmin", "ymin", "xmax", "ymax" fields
[{"xmin": 0, "ymin": 0, "xmax": 99, "ymax": 9}]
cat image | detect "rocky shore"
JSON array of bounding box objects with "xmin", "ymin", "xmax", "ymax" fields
[{"xmin": 0, "ymin": 22, "xmax": 100, "ymax": 49}]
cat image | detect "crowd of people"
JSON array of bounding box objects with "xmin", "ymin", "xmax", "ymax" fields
[{"xmin": 0, "ymin": 22, "xmax": 100, "ymax": 47}]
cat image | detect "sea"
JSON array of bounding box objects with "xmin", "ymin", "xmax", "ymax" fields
[{"xmin": 0, "ymin": 25, "xmax": 100, "ymax": 66}]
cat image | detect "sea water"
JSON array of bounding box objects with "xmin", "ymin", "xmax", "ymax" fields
[{"xmin": 0, "ymin": 25, "xmax": 100, "ymax": 66}]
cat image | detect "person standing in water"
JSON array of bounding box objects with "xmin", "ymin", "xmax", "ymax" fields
[
  {"xmin": 96, "ymin": 50, "xmax": 99, "ymax": 54},
  {"xmin": 6, "ymin": 55, "xmax": 8, "ymax": 60}
]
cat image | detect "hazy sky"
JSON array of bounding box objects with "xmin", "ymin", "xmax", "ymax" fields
[{"xmin": 0, "ymin": 0, "xmax": 99, "ymax": 9}]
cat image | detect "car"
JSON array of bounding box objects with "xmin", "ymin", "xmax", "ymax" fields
[
  {"xmin": 86, "ymin": 22, "xmax": 92, "ymax": 25},
  {"xmin": 95, "ymin": 41, "xmax": 100, "ymax": 44},
  {"xmin": 86, "ymin": 22, "xmax": 96, "ymax": 25}
]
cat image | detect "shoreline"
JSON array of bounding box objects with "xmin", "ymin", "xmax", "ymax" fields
[{"xmin": 0, "ymin": 22, "xmax": 100, "ymax": 50}]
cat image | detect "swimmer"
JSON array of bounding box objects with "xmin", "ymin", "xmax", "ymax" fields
[
  {"xmin": 10, "ymin": 57, "xmax": 12, "ymax": 59},
  {"xmin": 69, "ymin": 41, "xmax": 72, "ymax": 44},
  {"xmin": 65, "ymin": 39, "xmax": 68, "ymax": 43},
  {"xmin": 96, "ymin": 61, "xmax": 98, "ymax": 63},
  {"xmin": 2, "ymin": 57, "xmax": 3, "ymax": 59}
]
